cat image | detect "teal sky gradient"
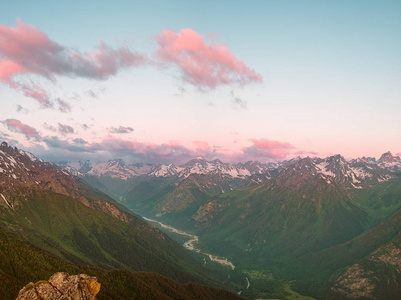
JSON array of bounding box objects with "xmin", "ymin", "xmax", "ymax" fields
[{"xmin": 0, "ymin": 1, "xmax": 400, "ymax": 163}]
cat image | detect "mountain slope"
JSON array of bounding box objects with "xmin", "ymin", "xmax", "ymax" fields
[
  {"xmin": 52, "ymin": 149, "xmax": 401, "ymax": 299},
  {"xmin": 68, "ymin": 153, "xmax": 396, "ymax": 231},
  {"xmin": 61, "ymin": 156, "xmax": 279, "ymax": 224},
  {"xmin": 0, "ymin": 142, "xmax": 228, "ymax": 290},
  {"xmin": 194, "ymin": 157, "xmax": 370, "ymax": 259},
  {"xmin": 189, "ymin": 156, "xmax": 401, "ymax": 299},
  {"xmin": 0, "ymin": 225, "xmax": 241, "ymax": 300}
]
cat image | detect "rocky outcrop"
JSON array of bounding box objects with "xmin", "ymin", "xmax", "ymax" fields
[
  {"xmin": 16, "ymin": 272, "xmax": 100, "ymax": 300},
  {"xmin": 330, "ymin": 264, "xmax": 375, "ymax": 299}
]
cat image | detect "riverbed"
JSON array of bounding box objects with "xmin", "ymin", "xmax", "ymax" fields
[{"xmin": 142, "ymin": 216, "xmax": 235, "ymax": 270}]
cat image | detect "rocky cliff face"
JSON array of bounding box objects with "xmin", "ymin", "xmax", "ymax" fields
[
  {"xmin": 0, "ymin": 142, "xmax": 88, "ymax": 207},
  {"xmin": 16, "ymin": 272, "xmax": 100, "ymax": 300},
  {"xmin": 330, "ymin": 241, "xmax": 401, "ymax": 299}
]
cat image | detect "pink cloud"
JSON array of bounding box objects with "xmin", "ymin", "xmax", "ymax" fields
[
  {"xmin": 192, "ymin": 140, "xmax": 211, "ymax": 152},
  {"xmin": 249, "ymin": 138, "xmax": 295, "ymax": 150},
  {"xmin": 1, "ymin": 119, "xmax": 39, "ymax": 139},
  {"xmin": 0, "ymin": 60, "xmax": 26, "ymax": 81},
  {"xmin": 0, "ymin": 19, "xmax": 148, "ymax": 109},
  {"xmin": 11, "ymin": 129, "xmax": 309, "ymax": 164},
  {"xmin": 40, "ymin": 135, "xmax": 219, "ymax": 164},
  {"xmin": 241, "ymin": 138, "xmax": 296, "ymax": 160},
  {"xmin": 155, "ymin": 28, "xmax": 262, "ymax": 89},
  {"xmin": 38, "ymin": 134, "xmax": 299, "ymax": 163},
  {"xmin": 85, "ymin": 138, "xmax": 197, "ymax": 163},
  {"xmin": 19, "ymin": 84, "xmax": 53, "ymax": 108}
]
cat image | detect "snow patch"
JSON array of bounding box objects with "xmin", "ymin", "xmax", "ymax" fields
[
  {"xmin": 19, "ymin": 149, "xmax": 37, "ymax": 161},
  {"xmin": 315, "ymin": 162, "xmax": 336, "ymax": 177},
  {"xmin": 0, "ymin": 193, "xmax": 14, "ymax": 210}
]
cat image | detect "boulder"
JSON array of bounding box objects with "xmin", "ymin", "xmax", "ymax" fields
[{"xmin": 16, "ymin": 272, "xmax": 100, "ymax": 300}]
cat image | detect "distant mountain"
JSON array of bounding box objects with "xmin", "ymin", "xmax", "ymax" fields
[
  {"xmin": 59, "ymin": 156, "xmax": 282, "ymax": 225},
  {"xmin": 377, "ymin": 151, "xmax": 401, "ymax": 171},
  {"xmin": 191, "ymin": 155, "xmax": 401, "ymax": 299},
  {"xmin": 60, "ymin": 152, "xmax": 399, "ymax": 228},
  {"xmin": 194, "ymin": 156, "xmax": 375, "ymax": 256},
  {"xmin": 0, "ymin": 142, "xmax": 239, "ymax": 298},
  {"xmin": 193, "ymin": 154, "xmax": 395, "ymax": 237},
  {"xmin": 277, "ymin": 154, "xmax": 393, "ymax": 190},
  {"xmin": 62, "ymin": 155, "xmax": 281, "ymax": 180}
]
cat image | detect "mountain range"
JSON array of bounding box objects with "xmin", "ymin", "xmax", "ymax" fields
[
  {"xmin": 191, "ymin": 154, "xmax": 401, "ymax": 298},
  {"xmin": 0, "ymin": 142, "xmax": 241, "ymax": 299},
  {"xmin": 57, "ymin": 149, "xmax": 401, "ymax": 299},
  {"xmin": 61, "ymin": 151, "xmax": 399, "ymax": 224},
  {"xmin": 61, "ymin": 151, "xmax": 401, "ymax": 181},
  {"xmin": 2, "ymin": 140, "xmax": 401, "ymax": 299}
]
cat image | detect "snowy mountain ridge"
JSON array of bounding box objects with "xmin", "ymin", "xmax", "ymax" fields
[
  {"xmin": 58, "ymin": 150, "xmax": 400, "ymax": 189},
  {"xmin": 64, "ymin": 156, "xmax": 281, "ymax": 181}
]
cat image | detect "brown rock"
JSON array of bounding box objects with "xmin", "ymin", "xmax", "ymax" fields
[{"xmin": 16, "ymin": 273, "xmax": 100, "ymax": 300}]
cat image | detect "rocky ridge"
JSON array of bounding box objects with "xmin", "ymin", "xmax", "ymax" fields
[
  {"xmin": 16, "ymin": 272, "xmax": 100, "ymax": 300},
  {"xmin": 60, "ymin": 151, "xmax": 399, "ymax": 190},
  {"xmin": 275, "ymin": 155, "xmax": 393, "ymax": 190},
  {"xmin": 64, "ymin": 156, "xmax": 281, "ymax": 181},
  {"xmin": 0, "ymin": 142, "xmax": 89, "ymax": 208}
]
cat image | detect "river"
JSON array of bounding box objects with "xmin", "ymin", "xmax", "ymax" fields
[{"xmin": 142, "ymin": 216, "xmax": 235, "ymax": 270}]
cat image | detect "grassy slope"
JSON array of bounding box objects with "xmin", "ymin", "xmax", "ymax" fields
[
  {"xmin": 121, "ymin": 174, "xmax": 244, "ymax": 229},
  {"xmin": 123, "ymin": 176, "xmax": 177, "ymax": 215},
  {"xmin": 196, "ymin": 180, "xmax": 367, "ymax": 260},
  {"xmin": 0, "ymin": 188, "xmax": 215, "ymax": 285},
  {"xmin": 0, "ymin": 226, "xmax": 241, "ymax": 300},
  {"xmin": 294, "ymin": 180, "xmax": 401, "ymax": 298},
  {"xmin": 193, "ymin": 178, "xmax": 401, "ymax": 299}
]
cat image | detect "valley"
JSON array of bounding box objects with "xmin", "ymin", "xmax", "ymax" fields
[
  {"xmin": 142, "ymin": 216, "xmax": 235, "ymax": 270},
  {"xmin": 0, "ymin": 143, "xmax": 242, "ymax": 299},
  {"xmin": 62, "ymin": 151, "xmax": 401, "ymax": 299},
  {"xmin": 1, "ymin": 140, "xmax": 401, "ymax": 299}
]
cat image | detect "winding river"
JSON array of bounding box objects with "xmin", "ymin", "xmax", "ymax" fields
[{"xmin": 142, "ymin": 216, "xmax": 235, "ymax": 270}]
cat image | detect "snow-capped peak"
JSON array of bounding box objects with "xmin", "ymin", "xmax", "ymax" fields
[
  {"xmin": 376, "ymin": 151, "xmax": 401, "ymax": 172},
  {"xmin": 277, "ymin": 155, "xmax": 393, "ymax": 189}
]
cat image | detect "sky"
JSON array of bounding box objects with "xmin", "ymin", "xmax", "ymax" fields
[{"xmin": 0, "ymin": 0, "xmax": 400, "ymax": 164}]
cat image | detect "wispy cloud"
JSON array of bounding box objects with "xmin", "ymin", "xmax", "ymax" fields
[
  {"xmin": 56, "ymin": 99, "xmax": 71, "ymax": 113},
  {"xmin": 231, "ymin": 90, "xmax": 247, "ymax": 109},
  {"xmin": 35, "ymin": 133, "xmax": 299, "ymax": 164},
  {"xmin": 58, "ymin": 123, "xmax": 75, "ymax": 135},
  {"xmin": 73, "ymin": 138, "xmax": 88, "ymax": 144},
  {"xmin": 0, "ymin": 19, "xmax": 148, "ymax": 110},
  {"xmin": 1, "ymin": 119, "xmax": 40, "ymax": 140},
  {"xmin": 1, "ymin": 21, "xmax": 263, "ymax": 113},
  {"xmin": 16, "ymin": 105, "xmax": 29, "ymax": 114},
  {"xmin": 43, "ymin": 123, "xmax": 57, "ymax": 132},
  {"xmin": 109, "ymin": 126, "xmax": 134, "ymax": 134},
  {"xmin": 154, "ymin": 28, "xmax": 262, "ymax": 89},
  {"xmin": 43, "ymin": 122, "xmax": 75, "ymax": 135},
  {"xmin": 43, "ymin": 136, "xmax": 87, "ymax": 152},
  {"xmin": 85, "ymin": 90, "xmax": 99, "ymax": 99},
  {"xmin": 39, "ymin": 136, "xmax": 218, "ymax": 164}
]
